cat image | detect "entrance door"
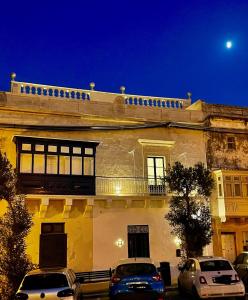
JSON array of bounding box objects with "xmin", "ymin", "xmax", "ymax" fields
[
  {"xmin": 221, "ymin": 233, "xmax": 236, "ymax": 262},
  {"xmin": 39, "ymin": 223, "xmax": 67, "ymax": 268}
]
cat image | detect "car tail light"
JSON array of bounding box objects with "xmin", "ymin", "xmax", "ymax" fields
[
  {"xmin": 152, "ymin": 274, "xmax": 161, "ymax": 281},
  {"xmin": 57, "ymin": 288, "xmax": 74, "ymax": 297},
  {"xmin": 15, "ymin": 293, "xmax": 28, "ymax": 300},
  {"xmin": 235, "ymin": 274, "xmax": 240, "ymax": 281},
  {"xmin": 111, "ymin": 275, "xmax": 121, "ymax": 284},
  {"xmin": 199, "ymin": 276, "xmax": 207, "ymax": 284}
]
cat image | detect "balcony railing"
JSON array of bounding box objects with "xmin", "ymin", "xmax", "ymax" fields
[
  {"xmin": 10, "ymin": 80, "xmax": 191, "ymax": 110},
  {"xmin": 96, "ymin": 176, "xmax": 166, "ymax": 196}
]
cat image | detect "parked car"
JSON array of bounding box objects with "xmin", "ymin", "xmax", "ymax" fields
[
  {"xmin": 234, "ymin": 251, "xmax": 248, "ymax": 292},
  {"xmin": 15, "ymin": 267, "xmax": 84, "ymax": 300},
  {"xmin": 178, "ymin": 256, "xmax": 245, "ymax": 299},
  {"xmin": 109, "ymin": 258, "xmax": 165, "ymax": 300}
]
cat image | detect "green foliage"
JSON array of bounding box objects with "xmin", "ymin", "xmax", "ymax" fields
[
  {"xmin": 0, "ymin": 153, "xmax": 34, "ymax": 300},
  {"xmin": 165, "ymin": 162, "xmax": 214, "ymax": 259}
]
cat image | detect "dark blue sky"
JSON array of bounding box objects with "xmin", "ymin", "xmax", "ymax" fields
[{"xmin": 1, "ymin": 0, "xmax": 248, "ymax": 106}]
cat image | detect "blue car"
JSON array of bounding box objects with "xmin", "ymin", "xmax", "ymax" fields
[{"xmin": 109, "ymin": 258, "xmax": 165, "ymax": 300}]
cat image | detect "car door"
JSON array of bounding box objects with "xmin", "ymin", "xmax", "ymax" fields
[
  {"xmin": 234, "ymin": 253, "xmax": 248, "ymax": 284},
  {"xmin": 184, "ymin": 260, "xmax": 196, "ymax": 291},
  {"xmin": 179, "ymin": 260, "xmax": 192, "ymax": 291}
]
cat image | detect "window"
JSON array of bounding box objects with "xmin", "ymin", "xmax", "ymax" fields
[
  {"xmin": 224, "ymin": 175, "xmax": 242, "ymax": 197},
  {"xmin": 41, "ymin": 223, "xmax": 65, "ymax": 234},
  {"xmin": 227, "ymin": 137, "xmax": 236, "ymax": 150},
  {"xmin": 128, "ymin": 225, "xmax": 150, "ymax": 258},
  {"xmin": 147, "ymin": 157, "xmax": 165, "ymax": 194},
  {"xmin": 16, "ymin": 137, "xmax": 97, "ymax": 177}
]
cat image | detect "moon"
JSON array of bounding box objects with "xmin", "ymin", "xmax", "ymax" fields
[{"xmin": 226, "ymin": 41, "xmax": 232, "ymax": 49}]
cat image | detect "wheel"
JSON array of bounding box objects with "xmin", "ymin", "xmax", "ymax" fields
[{"xmin": 192, "ymin": 285, "xmax": 201, "ymax": 299}]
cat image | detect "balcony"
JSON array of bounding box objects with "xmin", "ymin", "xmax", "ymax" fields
[
  {"xmin": 18, "ymin": 174, "xmax": 166, "ymax": 197},
  {"xmin": 96, "ymin": 177, "xmax": 166, "ymax": 196}
]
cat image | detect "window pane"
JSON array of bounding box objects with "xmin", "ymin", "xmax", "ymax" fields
[
  {"xmin": 234, "ymin": 184, "xmax": 241, "ymax": 196},
  {"xmin": 85, "ymin": 148, "xmax": 93, "ymax": 155},
  {"xmin": 218, "ymin": 184, "xmax": 223, "ymax": 197},
  {"xmin": 35, "ymin": 144, "xmax": 44, "ymax": 152},
  {"xmin": 84, "ymin": 157, "xmax": 94, "ymax": 175},
  {"xmin": 147, "ymin": 166, "xmax": 155, "ymax": 178},
  {"xmin": 61, "ymin": 146, "xmax": 69, "ymax": 153},
  {"xmin": 156, "ymin": 167, "xmax": 164, "ymax": 178},
  {"xmin": 71, "ymin": 156, "xmax": 82, "ymax": 175},
  {"xmin": 48, "ymin": 145, "xmax": 57, "ymax": 152},
  {"xmin": 147, "ymin": 158, "xmax": 154, "ymax": 167},
  {"xmin": 156, "ymin": 158, "xmax": 164, "ymax": 168},
  {"xmin": 59, "ymin": 156, "xmax": 70, "ymax": 175},
  {"xmin": 73, "ymin": 147, "xmax": 81, "ymax": 154},
  {"xmin": 225, "ymin": 184, "xmax": 232, "ymax": 197},
  {"xmin": 22, "ymin": 143, "xmax": 31, "ymax": 151},
  {"xmin": 20, "ymin": 153, "xmax": 32, "ymax": 173},
  {"xmin": 47, "ymin": 155, "xmax": 58, "ymax": 174},
  {"xmin": 33, "ymin": 154, "xmax": 45, "ymax": 174},
  {"xmin": 243, "ymin": 184, "xmax": 248, "ymax": 197}
]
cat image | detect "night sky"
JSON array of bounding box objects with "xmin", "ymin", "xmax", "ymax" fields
[{"xmin": 1, "ymin": 0, "xmax": 248, "ymax": 106}]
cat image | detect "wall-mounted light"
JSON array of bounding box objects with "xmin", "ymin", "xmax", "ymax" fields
[
  {"xmin": 115, "ymin": 185, "xmax": 122, "ymax": 195},
  {"xmin": 115, "ymin": 238, "xmax": 124, "ymax": 248},
  {"xmin": 174, "ymin": 237, "xmax": 181, "ymax": 248}
]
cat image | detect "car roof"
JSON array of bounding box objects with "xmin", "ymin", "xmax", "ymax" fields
[
  {"xmin": 113, "ymin": 258, "xmax": 159, "ymax": 268},
  {"xmin": 25, "ymin": 268, "xmax": 70, "ymax": 276},
  {"xmin": 193, "ymin": 256, "xmax": 230, "ymax": 262}
]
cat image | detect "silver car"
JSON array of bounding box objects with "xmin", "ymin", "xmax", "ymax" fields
[{"xmin": 15, "ymin": 268, "xmax": 83, "ymax": 300}]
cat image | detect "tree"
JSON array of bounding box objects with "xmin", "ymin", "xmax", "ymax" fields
[
  {"xmin": 165, "ymin": 161, "xmax": 214, "ymax": 259},
  {"xmin": 0, "ymin": 152, "xmax": 33, "ymax": 300}
]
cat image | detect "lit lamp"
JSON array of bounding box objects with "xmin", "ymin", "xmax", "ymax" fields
[
  {"xmin": 115, "ymin": 185, "xmax": 121, "ymax": 195},
  {"xmin": 115, "ymin": 238, "xmax": 124, "ymax": 248}
]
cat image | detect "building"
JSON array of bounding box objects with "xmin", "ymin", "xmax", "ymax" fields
[
  {"xmin": 0, "ymin": 75, "xmax": 219, "ymax": 282},
  {"xmin": 198, "ymin": 101, "xmax": 248, "ymax": 263}
]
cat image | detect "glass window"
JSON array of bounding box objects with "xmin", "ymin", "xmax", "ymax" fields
[
  {"xmin": 147, "ymin": 157, "xmax": 165, "ymax": 185},
  {"xmin": 200, "ymin": 260, "xmax": 232, "ymax": 271},
  {"xmin": 225, "ymin": 184, "xmax": 232, "ymax": 197},
  {"xmin": 47, "ymin": 155, "xmax": 58, "ymax": 174},
  {"xmin": 234, "ymin": 184, "xmax": 241, "ymax": 196},
  {"xmin": 61, "ymin": 146, "xmax": 69, "ymax": 153},
  {"xmin": 71, "ymin": 156, "xmax": 82, "ymax": 175},
  {"xmin": 48, "ymin": 145, "xmax": 57, "ymax": 152},
  {"xmin": 20, "ymin": 153, "xmax": 32, "ymax": 173},
  {"xmin": 85, "ymin": 148, "xmax": 93, "ymax": 155},
  {"xmin": 33, "ymin": 154, "xmax": 45, "ymax": 174},
  {"xmin": 20, "ymin": 274, "xmax": 68, "ymax": 290},
  {"xmin": 35, "ymin": 144, "xmax": 44, "ymax": 152},
  {"xmin": 243, "ymin": 184, "xmax": 248, "ymax": 197},
  {"xmin": 73, "ymin": 147, "xmax": 81, "ymax": 154},
  {"xmin": 22, "ymin": 143, "xmax": 31, "ymax": 151},
  {"xmin": 59, "ymin": 156, "xmax": 70, "ymax": 175},
  {"xmin": 218, "ymin": 184, "xmax": 223, "ymax": 197},
  {"xmin": 116, "ymin": 263, "xmax": 156, "ymax": 277},
  {"xmin": 84, "ymin": 157, "xmax": 94, "ymax": 175}
]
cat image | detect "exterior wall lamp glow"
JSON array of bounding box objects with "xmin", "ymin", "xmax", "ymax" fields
[{"xmin": 115, "ymin": 238, "xmax": 124, "ymax": 248}]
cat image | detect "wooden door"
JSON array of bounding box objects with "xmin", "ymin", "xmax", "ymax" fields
[{"xmin": 221, "ymin": 233, "xmax": 236, "ymax": 263}]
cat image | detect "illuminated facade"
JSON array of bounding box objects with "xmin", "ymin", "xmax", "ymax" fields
[{"xmin": 1, "ymin": 75, "xmax": 244, "ymax": 282}]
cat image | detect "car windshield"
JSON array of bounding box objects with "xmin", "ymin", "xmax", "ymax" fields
[
  {"xmin": 115, "ymin": 263, "xmax": 157, "ymax": 277},
  {"xmin": 200, "ymin": 260, "xmax": 233, "ymax": 272},
  {"xmin": 20, "ymin": 273, "xmax": 68, "ymax": 290}
]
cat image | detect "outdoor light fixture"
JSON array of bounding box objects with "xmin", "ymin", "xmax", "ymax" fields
[
  {"xmin": 115, "ymin": 238, "xmax": 124, "ymax": 248},
  {"xmin": 115, "ymin": 185, "xmax": 121, "ymax": 195},
  {"xmin": 174, "ymin": 237, "xmax": 181, "ymax": 247}
]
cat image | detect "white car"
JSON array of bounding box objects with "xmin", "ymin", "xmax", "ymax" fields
[
  {"xmin": 15, "ymin": 268, "xmax": 83, "ymax": 300},
  {"xmin": 178, "ymin": 256, "xmax": 245, "ymax": 299}
]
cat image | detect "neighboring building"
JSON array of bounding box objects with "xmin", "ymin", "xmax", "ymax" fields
[{"xmin": 196, "ymin": 101, "xmax": 248, "ymax": 263}]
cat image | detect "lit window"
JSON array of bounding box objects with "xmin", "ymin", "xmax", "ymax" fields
[
  {"xmin": 84, "ymin": 157, "xmax": 94, "ymax": 175},
  {"xmin": 22, "ymin": 143, "xmax": 31, "ymax": 151},
  {"xmin": 35, "ymin": 144, "xmax": 44, "ymax": 151},
  {"xmin": 73, "ymin": 147, "xmax": 81, "ymax": 154},
  {"xmin": 20, "ymin": 154, "xmax": 32, "ymax": 173},
  {"xmin": 33, "ymin": 154, "xmax": 45, "ymax": 173},
  {"xmin": 61, "ymin": 146, "xmax": 69, "ymax": 153},
  {"xmin": 48, "ymin": 145, "xmax": 57, "ymax": 152},
  {"xmin": 59, "ymin": 156, "xmax": 70, "ymax": 175},
  {"xmin": 85, "ymin": 148, "xmax": 93, "ymax": 155},
  {"xmin": 47, "ymin": 155, "xmax": 58, "ymax": 174},
  {"xmin": 71, "ymin": 156, "xmax": 82, "ymax": 175}
]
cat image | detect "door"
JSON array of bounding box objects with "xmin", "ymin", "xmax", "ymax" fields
[{"xmin": 221, "ymin": 233, "xmax": 236, "ymax": 262}]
